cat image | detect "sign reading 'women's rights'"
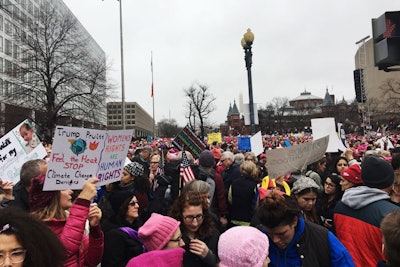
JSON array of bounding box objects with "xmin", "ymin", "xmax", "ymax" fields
[{"xmin": 43, "ymin": 126, "xmax": 133, "ymax": 191}]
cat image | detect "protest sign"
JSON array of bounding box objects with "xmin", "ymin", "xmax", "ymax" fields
[
  {"xmin": 0, "ymin": 120, "xmax": 46, "ymax": 184},
  {"xmin": 43, "ymin": 126, "xmax": 133, "ymax": 191},
  {"xmin": 311, "ymin": 117, "xmax": 346, "ymax": 152},
  {"xmin": 207, "ymin": 132, "xmax": 222, "ymax": 144},
  {"xmin": 238, "ymin": 136, "xmax": 251, "ymax": 151},
  {"xmin": 266, "ymin": 135, "xmax": 329, "ymax": 178},
  {"xmin": 173, "ymin": 125, "xmax": 206, "ymax": 158},
  {"xmin": 250, "ymin": 131, "xmax": 264, "ymax": 156}
]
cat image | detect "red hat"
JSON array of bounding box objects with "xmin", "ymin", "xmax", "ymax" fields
[
  {"xmin": 340, "ymin": 164, "xmax": 362, "ymax": 185},
  {"xmin": 260, "ymin": 153, "xmax": 266, "ymax": 159},
  {"xmin": 29, "ymin": 174, "xmax": 58, "ymax": 212}
]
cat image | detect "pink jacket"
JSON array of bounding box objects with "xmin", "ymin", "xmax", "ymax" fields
[{"xmin": 46, "ymin": 198, "xmax": 104, "ymax": 267}]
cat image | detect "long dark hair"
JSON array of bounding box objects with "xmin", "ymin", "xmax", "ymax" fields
[
  {"xmin": 168, "ymin": 192, "xmax": 214, "ymax": 239},
  {"xmin": 0, "ymin": 208, "xmax": 66, "ymax": 267}
]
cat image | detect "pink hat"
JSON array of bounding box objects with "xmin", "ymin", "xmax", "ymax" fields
[
  {"xmin": 29, "ymin": 174, "xmax": 57, "ymax": 212},
  {"xmin": 340, "ymin": 164, "xmax": 362, "ymax": 185},
  {"xmin": 218, "ymin": 226, "xmax": 269, "ymax": 267},
  {"xmin": 126, "ymin": 248, "xmax": 184, "ymax": 267},
  {"xmin": 138, "ymin": 213, "xmax": 180, "ymax": 251}
]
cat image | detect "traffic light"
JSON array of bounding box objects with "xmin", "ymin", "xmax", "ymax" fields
[
  {"xmin": 372, "ymin": 11, "xmax": 400, "ymax": 71},
  {"xmin": 353, "ymin": 69, "xmax": 366, "ymax": 103}
]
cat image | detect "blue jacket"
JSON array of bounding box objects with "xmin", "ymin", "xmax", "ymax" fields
[{"xmin": 263, "ymin": 217, "xmax": 355, "ymax": 267}]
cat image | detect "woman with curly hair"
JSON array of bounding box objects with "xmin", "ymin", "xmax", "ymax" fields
[
  {"xmin": 169, "ymin": 192, "xmax": 220, "ymax": 267},
  {"xmin": 0, "ymin": 208, "xmax": 66, "ymax": 267}
]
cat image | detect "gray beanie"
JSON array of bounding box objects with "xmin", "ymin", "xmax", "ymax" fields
[{"xmin": 292, "ymin": 176, "xmax": 320, "ymax": 195}]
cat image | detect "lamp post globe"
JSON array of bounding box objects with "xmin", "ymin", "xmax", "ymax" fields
[{"xmin": 241, "ymin": 28, "xmax": 255, "ymax": 135}]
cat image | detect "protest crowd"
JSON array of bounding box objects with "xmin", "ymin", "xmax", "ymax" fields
[{"xmin": 1, "ymin": 126, "xmax": 400, "ymax": 267}]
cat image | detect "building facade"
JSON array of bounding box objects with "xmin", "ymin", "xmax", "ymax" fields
[
  {"xmin": 0, "ymin": 0, "xmax": 107, "ymax": 138},
  {"xmin": 107, "ymin": 101, "xmax": 153, "ymax": 138},
  {"xmin": 355, "ymin": 38, "xmax": 400, "ymax": 127}
]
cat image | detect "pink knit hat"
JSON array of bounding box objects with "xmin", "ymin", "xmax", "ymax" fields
[
  {"xmin": 218, "ymin": 226, "xmax": 269, "ymax": 267},
  {"xmin": 29, "ymin": 174, "xmax": 58, "ymax": 212},
  {"xmin": 138, "ymin": 213, "xmax": 180, "ymax": 251},
  {"xmin": 126, "ymin": 248, "xmax": 184, "ymax": 267}
]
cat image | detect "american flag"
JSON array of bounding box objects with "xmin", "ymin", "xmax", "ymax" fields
[{"xmin": 180, "ymin": 151, "xmax": 195, "ymax": 185}]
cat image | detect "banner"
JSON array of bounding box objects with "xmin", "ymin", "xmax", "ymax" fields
[
  {"xmin": 266, "ymin": 135, "xmax": 329, "ymax": 178},
  {"xmin": 43, "ymin": 126, "xmax": 133, "ymax": 190},
  {"xmin": 0, "ymin": 120, "xmax": 46, "ymax": 184},
  {"xmin": 207, "ymin": 132, "xmax": 222, "ymax": 144},
  {"xmin": 172, "ymin": 125, "xmax": 206, "ymax": 158}
]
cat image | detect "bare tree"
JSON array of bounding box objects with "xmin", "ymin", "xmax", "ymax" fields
[
  {"xmin": 184, "ymin": 83, "xmax": 216, "ymax": 140},
  {"xmin": 157, "ymin": 118, "xmax": 181, "ymax": 137},
  {"xmin": 4, "ymin": 3, "xmax": 113, "ymax": 141},
  {"xmin": 380, "ymin": 79, "xmax": 400, "ymax": 113},
  {"xmin": 271, "ymin": 97, "xmax": 289, "ymax": 130}
]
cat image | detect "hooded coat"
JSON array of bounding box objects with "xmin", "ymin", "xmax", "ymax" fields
[{"xmin": 334, "ymin": 186, "xmax": 400, "ymax": 267}]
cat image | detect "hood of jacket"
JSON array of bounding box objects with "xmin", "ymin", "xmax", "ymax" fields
[{"xmin": 341, "ymin": 186, "xmax": 390, "ymax": 209}]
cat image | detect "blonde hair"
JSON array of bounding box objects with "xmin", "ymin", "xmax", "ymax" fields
[
  {"xmin": 31, "ymin": 191, "xmax": 68, "ymax": 221},
  {"xmin": 240, "ymin": 161, "xmax": 259, "ymax": 181}
]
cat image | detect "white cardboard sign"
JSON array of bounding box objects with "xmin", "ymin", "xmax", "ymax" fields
[
  {"xmin": 43, "ymin": 126, "xmax": 133, "ymax": 190},
  {"xmin": 266, "ymin": 135, "xmax": 329, "ymax": 178},
  {"xmin": 0, "ymin": 120, "xmax": 46, "ymax": 184}
]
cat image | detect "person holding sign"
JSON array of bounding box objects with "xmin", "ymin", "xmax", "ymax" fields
[{"xmin": 29, "ymin": 175, "xmax": 104, "ymax": 267}]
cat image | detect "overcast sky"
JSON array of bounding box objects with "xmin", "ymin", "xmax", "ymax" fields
[{"xmin": 62, "ymin": 0, "xmax": 399, "ymax": 127}]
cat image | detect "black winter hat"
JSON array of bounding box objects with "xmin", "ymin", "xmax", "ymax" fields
[
  {"xmin": 109, "ymin": 191, "xmax": 135, "ymax": 215},
  {"xmin": 199, "ymin": 150, "xmax": 215, "ymax": 168},
  {"xmin": 362, "ymin": 156, "xmax": 394, "ymax": 189}
]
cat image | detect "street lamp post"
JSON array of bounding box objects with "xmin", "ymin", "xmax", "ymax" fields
[
  {"xmin": 241, "ymin": 29, "xmax": 255, "ymax": 135},
  {"xmin": 119, "ymin": 0, "xmax": 126, "ymax": 130}
]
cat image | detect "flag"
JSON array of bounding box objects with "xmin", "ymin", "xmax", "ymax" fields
[{"xmin": 180, "ymin": 151, "xmax": 195, "ymax": 186}]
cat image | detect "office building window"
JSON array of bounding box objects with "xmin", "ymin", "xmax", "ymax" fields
[
  {"xmin": 0, "ymin": 36, "xmax": 3, "ymax": 52},
  {"xmin": 0, "ymin": 15, "xmax": 3, "ymax": 31},
  {"xmin": 5, "ymin": 39, "xmax": 12, "ymax": 56},
  {"xmin": 5, "ymin": 59, "xmax": 12, "ymax": 75},
  {"xmin": 0, "ymin": 57, "xmax": 3, "ymax": 72},
  {"xmin": 5, "ymin": 19, "xmax": 12, "ymax": 36}
]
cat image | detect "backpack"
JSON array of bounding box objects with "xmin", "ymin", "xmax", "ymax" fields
[{"xmin": 119, "ymin": 227, "xmax": 146, "ymax": 253}]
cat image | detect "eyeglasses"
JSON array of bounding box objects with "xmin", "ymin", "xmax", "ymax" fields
[
  {"xmin": 0, "ymin": 249, "xmax": 27, "ymax": 265},
  {"xmin": 183, "ymin": 214, "xmax": 204, "ymax": 223},
  {"xmin": 169, "ymin": 233, "xmax": 183, "ymax": 243},
  {"xmin": 150, "ymin": 162, "xmax": 159, "ymax": 164},
  {"xmin": 325, "ymin": 182, "xmax": 336, "ymax": 188},
  {"xmin": 129, "ymin": 201, "xmax": 139, "ymax": 206}
]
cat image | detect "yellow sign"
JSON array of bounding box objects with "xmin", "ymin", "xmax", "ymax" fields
[{"xmin": 207, "ymin": 132, "xmax": 222, "ymax": 144}]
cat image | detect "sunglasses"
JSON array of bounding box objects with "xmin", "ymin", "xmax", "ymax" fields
[{"xmin": 129, "ymin": 201, "xmax": 139, "ymax": 206}]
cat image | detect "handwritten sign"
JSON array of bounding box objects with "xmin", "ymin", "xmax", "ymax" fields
[
  {"xmin": 266, "ymin": 135, "xmax": 329, "ymax": 178},
  {"xmin": 0, "ymin": 120, "xmax": 46, "ymax": 184},
  {"xmin": 43, "ymin": 126, "xmax": 133, "ymax": 191},
  {"xmin": 207, "ymin": 132, "xmax": 222, "ymax": 145}
]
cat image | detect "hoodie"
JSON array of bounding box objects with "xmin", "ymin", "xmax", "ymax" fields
[{"xmin": 335, "ymin": 186, "xmax": 400, "ymax": 267}]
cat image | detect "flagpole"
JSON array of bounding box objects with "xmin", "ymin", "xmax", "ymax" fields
[{"xmin": 151, "ymin": 51, "xmax": 155, "ymax": 140}]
